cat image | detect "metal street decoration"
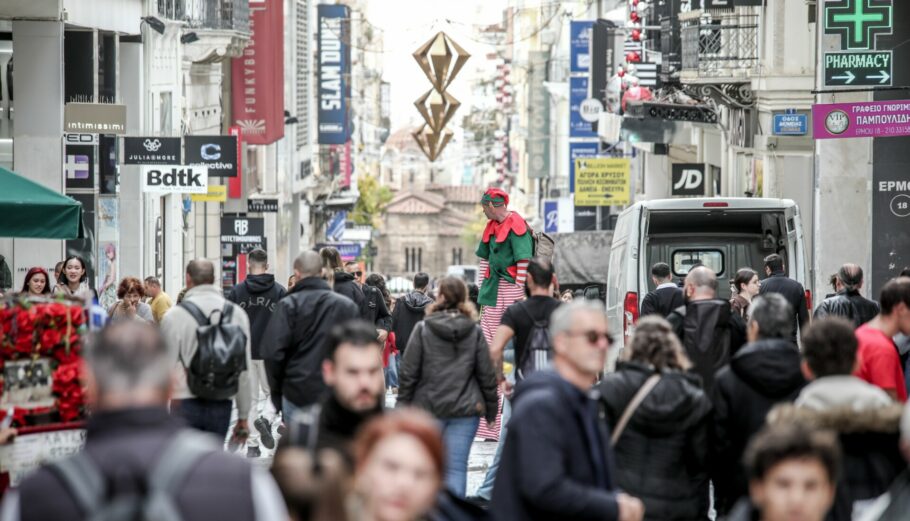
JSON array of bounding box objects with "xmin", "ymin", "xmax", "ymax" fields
[{"xmin": 411, "ymin": 32, "xmax": 470, "ymax": 161}]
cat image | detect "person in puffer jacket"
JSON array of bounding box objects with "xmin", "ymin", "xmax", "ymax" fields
[
  {"xmin": 397, "ymin": 276, "xmax": 498, "ymax": 499},
  {"xmin": 598, "ymin": 316, "xmax": 712, "ymax": 521}
]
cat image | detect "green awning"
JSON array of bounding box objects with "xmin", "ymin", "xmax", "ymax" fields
[{"xmin": 0, "ymin": 167, "xmax": 85, "ymax": 239}]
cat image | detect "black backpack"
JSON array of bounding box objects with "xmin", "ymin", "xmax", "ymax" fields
[
  {"xmin": 48, "ymin": 430, "xmax": 217, "ymax": 521},
  {"xmin": 179, "ymin": 301, "xmax": 248, "ymax": 401},
  {"xmin": 517, "ymin": 302, "xmax": 553, "ymax": 380}
]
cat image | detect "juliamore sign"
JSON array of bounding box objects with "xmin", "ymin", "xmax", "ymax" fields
[{"xmin": 813, "ymin": 99, "xmax": 910, "ymax": 139}]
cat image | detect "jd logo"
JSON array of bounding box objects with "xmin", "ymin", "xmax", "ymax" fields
[
  {"xmin": 201, "ymin": 143, "xmax": 221, "ymax": 160},
  {"xmin": 672, "ymin": 164, "xmax": 705, "ymax": 196},
  {"xmin": 234, "ymin": 220, "xmax": 249, "ymax": 235},
  {"xmin": 674, "ymin": 169, "xmax": 703, "ymax": 190}
]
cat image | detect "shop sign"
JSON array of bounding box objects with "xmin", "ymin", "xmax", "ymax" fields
[
  {"xmin": 568, "ymin": 142, "xmax": 598, "ymax": 193},
  {"xmin": 570, "ymin": 21, "xmax": 593, "ymax": 73},
  {"xmin": 315, "ymin": 242, "xmax": 361, "ymax": 261},
  {"xmin": 123, "ymin": 137, "xmax": 181, "ymax": 165},
  {"xmin": 64, "ymin": 103, "xmax": 126, "ymax": 135},
  {"xmin": 141, "ymin": 165, "xmax": 209, "ymax": 194},
  {"xmin": 231, "ymin": 0, "xmax": 285, "ymax": 145},
  {"xmin": 574, "ymin": 158, "xmax": 631, "ymax": 206},
  {"xmin": 671, "ymin": 164, "xmax": 707, "ymax": 196},
  {"xmin": 184, "ymin": 135, "xmax": 238, "ymax": 177},
  {"xmin": 824, "ymin": 51, "xmax": 892, "ymax": 87},
  {"xmin": 569, "ymin": 77, "xmax": 596, "ymax": 138},
  {"xmin": 824, "ymin": 0, "xmax": 892, "ymax": 51},
  {"xmin": 317, "ymin": 4, "xmax": 352, "ymax": 145},
  {"xmin": 248, "ymin": 198, "xmax": 279, "ymax": 213},
  {"xmin": 812, "ymin": 99, "xmax": 910, "ymax": 139},
  {"xmin": 190, "ymin": 185, "xmax": 228, "ymax": 203},
  {"xmin": 527, "ymin": 51, "xmax": 550, "ymax": 179},
  {"xmin": 221, "ymin": 217, "xmax": 265, "ymax": 244}
]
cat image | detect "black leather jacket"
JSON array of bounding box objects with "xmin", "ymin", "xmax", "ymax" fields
[{"xmin": 814, "ymin": 289, "xmax": 880, "ymax": 328}]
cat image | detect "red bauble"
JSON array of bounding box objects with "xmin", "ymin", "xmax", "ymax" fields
[
  {"xmin": 626, "ymin": 52, "xmax": 641, "ymax": 63},
  {"xmin": 631, "ymin": 29, "xmax": 642, "ymax": 41},
  {"xmin": 630, "ymin": 11, "xmax": 640, "ymax": 22},
  {"xmin": 632, "ymin": 0, "xmax": 640, "ymax": 5}
]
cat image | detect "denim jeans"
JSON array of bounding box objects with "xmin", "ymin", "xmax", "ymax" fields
[
  {"xmin": 475, "ymin": 397, "xmax": 512, "ymax": 499},
  {"xmin": 385, "ymin": 353, "xmax": 399, "ymax": 388},
  {"xmin": 440, "ymin": 416, "xmax": 480, "ymax": 498},
  {"xmin": 172, "ymin": 398, "xmax": 233, "ymax": 440},
  {"xmin": 248, "ymin": 360, "xmax": 277, "ymax": 448},
  {"xmin": 283, "ymin": 396, "xmax": 303, "ymax": 424}
]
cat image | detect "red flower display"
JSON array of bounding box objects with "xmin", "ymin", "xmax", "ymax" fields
[{"xmin": 0, "ymin": 298, "xmax": 88, "ymax": 426}]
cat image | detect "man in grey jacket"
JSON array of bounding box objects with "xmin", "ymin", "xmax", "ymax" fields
[{"xmin": 161, "ymin": 259, "xmax": 253, "ymax": 444}]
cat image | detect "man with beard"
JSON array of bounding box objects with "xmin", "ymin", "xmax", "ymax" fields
[{"xmin": 283, "ymin": 320, "xmax": 385, "ymax": 464}]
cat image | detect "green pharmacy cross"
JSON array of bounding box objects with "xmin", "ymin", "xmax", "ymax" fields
[{"xmin": 825, "ymin": 0, "xmax": 893, "ymax": 51}]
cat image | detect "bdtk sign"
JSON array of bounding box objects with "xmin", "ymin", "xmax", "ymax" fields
[{"xmin": 141, "ymin": 165, "xmax": 209, "ymax": 194}]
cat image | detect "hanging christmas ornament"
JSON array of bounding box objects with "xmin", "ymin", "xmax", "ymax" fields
[
  {"xmin": 617, "ymin": 65, "xmax": 625, "ymax": 77},
  {"xmin": 632, "ymin": 0, "xmax": 640, "ymax": 5},
  {"xmin": 631, "ymin": 29, "xmax": 641, "ymax": 41},
  {"xmin": 626, "ymin": 51, "xmax": 641, "ymax": 63},
  {"xmin": 630, "ymin": 11, "xmax": 640, "ymax": 22},
  {"xmin": 637, "ymin": 1, "xmax": 650, "ymax": 13}
]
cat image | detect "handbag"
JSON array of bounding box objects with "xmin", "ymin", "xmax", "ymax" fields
[{"xmin": 610, "ymin": 374, "xmax": 661, "ymax": 446}]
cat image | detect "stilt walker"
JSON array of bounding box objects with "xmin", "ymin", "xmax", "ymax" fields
[{"xmin": 475, "ymin": 188, "xmax": 533, "ymax": 440}]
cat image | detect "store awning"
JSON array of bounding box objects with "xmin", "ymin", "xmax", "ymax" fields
[{"xmin": 0, "ymin": 167, "xmax": 85, "ymax": 239}]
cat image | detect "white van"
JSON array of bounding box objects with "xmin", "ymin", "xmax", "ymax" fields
[{"xmin": 605, "ymin": 198, "xmax": 811, "ymax": 369}]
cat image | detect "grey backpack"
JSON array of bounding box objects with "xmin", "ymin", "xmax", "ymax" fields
[{"xmin": 48, "ymin": 430, "xmax": 217, "ymax": 521}]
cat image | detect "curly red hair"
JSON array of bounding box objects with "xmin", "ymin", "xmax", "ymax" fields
[{"xmin": 116, "ymin": 277, "xmax": 146, "ymax": 299}]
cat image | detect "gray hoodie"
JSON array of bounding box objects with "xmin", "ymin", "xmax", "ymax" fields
[
  {"xmin": 161, "ymin": 284, "xmax": 252, "ymax": 419},
  {"xmin": 796, "ymin": 375, "xmax": 893, "ymax": 412}
]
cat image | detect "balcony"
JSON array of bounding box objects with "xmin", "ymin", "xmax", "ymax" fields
[
  {"xmin": 157, "ymin": 0, "xmax": 250, "ymax": 34},
  {"xmin": 680, "ymin": 11, "xmax": 758, "ymax": 84},
  {"xmin": 157, "ymin": 0, "xmax": 250, "ymax": 63}
]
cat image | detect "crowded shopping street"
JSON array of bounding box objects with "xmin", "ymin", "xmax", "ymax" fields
[{"xmin": 1, "ymin": 0, "xmax": 910, "ymax": 520}]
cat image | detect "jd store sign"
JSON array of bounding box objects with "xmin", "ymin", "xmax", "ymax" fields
[
  {"xmin": 141, "ymin": 165, "xmax": 209, "ymax": 194},
  {"xmin": 671, "ymin": 164, "xmax": 706, "ymax": 196}
]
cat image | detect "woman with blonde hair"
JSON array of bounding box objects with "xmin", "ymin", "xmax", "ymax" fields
[
  {"xmin": 596, "ymin": 316, "xmax": 712, "ymax": 521},
  {"xmin": 397, "ymin": 276, "xmax": 498, "ymax": 498}
]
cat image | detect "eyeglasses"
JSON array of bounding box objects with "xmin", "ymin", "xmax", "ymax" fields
[
  {"xmin": 355, "ymin": 271, "xmax": 363, "ymax": 277},
  {"xmin": 565, "ymin": 330, "xmax": 614, "ymax": 346}
]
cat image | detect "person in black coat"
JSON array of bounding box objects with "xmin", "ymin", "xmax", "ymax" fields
[
  {"xmin": 321, "ymin": 247, "xmax": 367, "ymax": 319},
  {"xmin": 597, "ymin": 316, "xmax": 712, "ymax": 521},
  {"xmin": 711, "ymin": 293, "xmax": 807, "ymax": 515},
  {"xmin": 391, "ymin": 272, "xmax": 434, "ymax": 355},
  {"xmin": 261, "ymin": 251, "xmax": 360, "ymax": 418},
  {"xmin": 640, "ymin": 262, "xmax": 685, "ymax": 318},
  {"xmin": 667, "ymin": 266, "xmax": 745, "ymax": 395},
  {"xmin": 814, "ymin": 263, "xmax": 880, "ymax": 328},
  {"xmin": 759, "ymin": 253, "xmax": 809, "ymax": 344},
  {"xmin": 491, "ymin": 301, "xmax": 645, "ymax": 521}
]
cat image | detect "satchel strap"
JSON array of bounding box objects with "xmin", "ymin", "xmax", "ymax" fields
[{"xmin": 610, "ymin": 374, "xmax": 661, "ymax": 446}]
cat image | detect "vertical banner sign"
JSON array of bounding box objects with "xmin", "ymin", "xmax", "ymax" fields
[
  {"xmin": 570, "ymin": 21, "xmax": 593, "ymax": 73},
  {"xmin": 543, "ymin": 200, "xmax": 558, "ymax": 233},
  {"xmin": 569, "ymin": 142, "xmax": 599, "ymax": 193},
  {"xmin": 527, "ymin": 51, "xmax": 550, "ymax": 179},
  {"xmin": 232, "ymin": 0, "xmax": 285, "ymax": 145},
  {"xmin": 569, "ymin": 77, "xmax": 596, "ymax": 138},
  {"xmin": 228, "ymin": 126, "xmax": 243, "ymax": 199},
  {"xmin": 317, "ymin": 4, "xmax": 352, "ymax": 145}
]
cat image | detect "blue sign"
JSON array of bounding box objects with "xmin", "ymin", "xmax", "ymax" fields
[
  {"xmin": 327, "ymin": 210, "xmax": 347, "ymax": 242},
  {"xmin": 317, "ymin": 5, "xmax": 351, "ymax": 145},
  {"xmin": 543, "ymin": 200, "xmax": 558, "ymax": 233},
  {"xmin": 772, "ymin": 110, "xmax": 809, "ymax": 136},
  {"xmin": 569, "ymin": 142, "xmax": 599, "ymax": 193},
  {"xmin": 570, "ymin": 21, "xmax": 593, "ymax": 73},
  {"xmin": 569, "ymin": 77, "xmax": 595, "ymax": 138},
  {"xmin": 316, "ymin": 242, "xmax": 362, "ymax": 261}
]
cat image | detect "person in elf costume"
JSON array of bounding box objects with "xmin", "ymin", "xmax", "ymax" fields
[{"xmin": 476, "ymin": 188, "xmax": 533, "ymax": 345}]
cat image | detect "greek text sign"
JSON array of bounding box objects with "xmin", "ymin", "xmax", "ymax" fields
[
  {"xmin": 574, "ymin": 158, "xmax": 631, "ymax": 206},
  {"xmin": 812, "ymin": 99, "xmax": 910, "ymax": 139}
]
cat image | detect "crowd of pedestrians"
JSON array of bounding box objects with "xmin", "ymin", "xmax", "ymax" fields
[{"xmin": 3, "ymin": 205, "xmax": 910, "ymax": 520}]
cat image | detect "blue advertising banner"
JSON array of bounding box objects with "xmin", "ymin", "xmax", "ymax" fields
[
  {"xmin": 569, "ymin": 142, "xmax": 599, "ymax": 192},
  {"xmin": 570, "ymin": 21, "xmax": 593, "ymax": 73},
  {"xmin": 543, "ymin": 200, "xmax": 558, "ymax": 233},
  {"xmin": 317, "ymin": 242, "xmax": 362, "ymax": 261},
  {"xmin": 317, "ymin": 5, "xmax": 351, "ymax": 145},
  {"xmin": 569, "ymin": 77, "xmax": 596, "ymax": 138}
]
